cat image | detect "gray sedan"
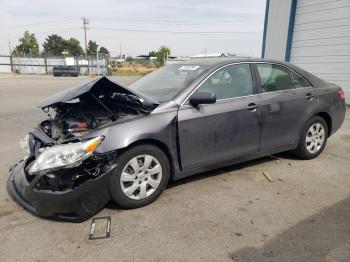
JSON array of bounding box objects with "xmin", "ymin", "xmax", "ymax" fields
[{"xmin": 7, "ymin": 58, "xmax": 346, "ymax": 222}]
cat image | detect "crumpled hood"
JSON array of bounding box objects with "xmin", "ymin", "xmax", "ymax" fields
[{"xmin": 38, "ymin": 77, "xmax": 150, "ymax": 108}]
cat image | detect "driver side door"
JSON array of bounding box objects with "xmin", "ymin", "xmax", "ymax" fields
[{"xmin": 177, "ymin": 63, "xmax": 261, "ymax": 172}]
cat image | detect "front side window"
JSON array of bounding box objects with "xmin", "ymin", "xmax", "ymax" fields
[
  {"xmin": 257, "ymin": 63, "xmax": 311, "ymax": 92},
  {"xmin": 197, "ymin": 64, "xmax": 253, "ymax": 100}
]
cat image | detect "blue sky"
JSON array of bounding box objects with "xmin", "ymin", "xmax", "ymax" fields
[{"xmin": 0, "ymin": 0, "xmax": 266, "ymax": 57}]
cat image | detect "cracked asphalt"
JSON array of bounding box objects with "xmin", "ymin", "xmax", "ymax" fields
[{"xmin": 0, "ymin": 75, "xmax": 349, "ymax": 262}]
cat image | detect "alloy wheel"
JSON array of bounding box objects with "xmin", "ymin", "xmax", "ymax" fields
[{"xmin": 305, "ymin": 123, "xmax": 325, "ymax": 154}]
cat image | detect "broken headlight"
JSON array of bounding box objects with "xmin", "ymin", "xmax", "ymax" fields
[{"xmin": 28, "ymin": 136, "xmax": 103, "ymax": 175}]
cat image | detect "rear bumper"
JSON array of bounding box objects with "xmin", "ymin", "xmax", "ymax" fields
[
  {"xmin": 7, "ymin": 158, "xmax": 113, "ymax": 222},
  {"xmin": 330, "ymin": 101, "xmax": 347, "ymax": 136}
]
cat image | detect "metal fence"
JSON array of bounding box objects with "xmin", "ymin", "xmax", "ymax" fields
[{"xmin": 0, "ymin": 55, "xmax": 109, "ymax": 75}]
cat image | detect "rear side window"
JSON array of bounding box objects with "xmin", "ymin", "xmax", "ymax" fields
[
  {"xmin": 257, "ymin": 64, "xmax": 311, "ymax": 92},
  {"xmin": 291, "ymin": 71, "xmax": 311, "ymax": 88},
  {"xmin": 197, "ymin": 64, "xmax": 253, "ymax": 100}
]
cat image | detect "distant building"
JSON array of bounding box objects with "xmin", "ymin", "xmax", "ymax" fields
[
  {"xmin": 135, "ymin": 55, "xmax": 157, "ymax": 61},
  {"xmin": 262, "ymin": 0, "xmax": 350, "ymax": 104},
  {"xmin": 166, "ymin": 56, "xmax": 190, "ymax": 64},
  {"xmin": 190, "ymin": 53, "xmax": 226, "ymax": 59}
]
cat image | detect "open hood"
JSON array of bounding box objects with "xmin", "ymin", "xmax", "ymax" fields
[{"xmin": 38, "ymin": 77, "xmax": 152, "ymax": 108}]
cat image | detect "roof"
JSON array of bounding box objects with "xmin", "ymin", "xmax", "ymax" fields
[{"xmin": 169, "ymin": 57, "xmax": 280, "ymax": 66}]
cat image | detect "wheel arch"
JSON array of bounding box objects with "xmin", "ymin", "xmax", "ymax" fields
[
  {"xmin": 119, "ymin": 139, "xmax": 176, "ymax": 180},
  {"xmin": 315, "ymin": 112, "xmax": 332, "ymax": 136}
]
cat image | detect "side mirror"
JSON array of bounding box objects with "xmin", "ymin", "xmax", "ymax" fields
[
  {"xmin": 190, "ymin": 92, "xmax": 216, "ymax": 106},
  {"xmin": 189, "ymin": 91, "xmax": 216, "ymax": 106}
]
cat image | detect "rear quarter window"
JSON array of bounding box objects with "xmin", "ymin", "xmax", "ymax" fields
[{"xmin": 257, "ymin": 63, "xmax": 311, "ymax": 92}]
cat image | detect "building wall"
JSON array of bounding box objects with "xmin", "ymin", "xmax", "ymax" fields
[
  {"xmin": 262, "ymin": 0, "xmax": 293, "ymax": 60},
  {"xmin": 262, "ymin": 0, "xmax": 350, "ymax": 104},
  {"xmin": 290, "ymin": 0, "xmax": 350, "ymax": 102}
]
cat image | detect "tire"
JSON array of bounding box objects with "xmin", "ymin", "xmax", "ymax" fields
[
  {"xmin": 110, "ymin": 144, "xmax": 170, "ymax": 209},
  {"xmin": 294, "ymin": 116, "xmax": 328, "ymax": 159}
]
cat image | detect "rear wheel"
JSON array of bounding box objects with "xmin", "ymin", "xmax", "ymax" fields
[
  {"xmin": 110, "ymin": 145, "xmax": 170, "ymax": 208},
  {"xmin": 294, "ymin": 116, "xmax": 328, "ymax": 159}
]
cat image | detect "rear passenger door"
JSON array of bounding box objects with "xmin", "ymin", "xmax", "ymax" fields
[{"xmin": 255, "ymin": 63, "xmax": 314, "ymax": 151}]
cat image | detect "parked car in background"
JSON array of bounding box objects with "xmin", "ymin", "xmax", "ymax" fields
[
  {"xmin": 53, "ymin": 65, "xmax": 79, "ymax": 77},
  {"xmin": 7, "ymin": 58, "xmax": 346, "ymax": 222}
]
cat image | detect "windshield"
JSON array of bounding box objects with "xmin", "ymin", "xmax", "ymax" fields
[{"xmin": 128, "ymin": 64, "xmax": 210, "ymax": 102}]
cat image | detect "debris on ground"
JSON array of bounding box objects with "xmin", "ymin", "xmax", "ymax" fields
[
  {"xmin": 288, "ymin": 162, "xmax": 293, "ymax": 166},
  {"xmin": 89, "ymin": 216, "xmax": 111, "ymax": 240},
  {"xmin": 268, "ymin": 155, "xmax": 280, "ymax": 164},
  {"xmin": 262, "ymin": 171, "xmax": 275, "ymax": 182}
]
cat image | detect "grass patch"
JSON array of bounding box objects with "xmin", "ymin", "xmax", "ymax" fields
[
  {"xmin": 112, "ymin": 63, "xmax": 156, "ymax": 76},
  {"xmin": 112, "ymin": 71, "xmax": 148, "ymax": 76}
]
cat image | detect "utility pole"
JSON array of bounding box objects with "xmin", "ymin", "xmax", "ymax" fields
[
  {"xmin": 8, "ymin": 40, "xmax": 13, "ymax": 73},
  {"xmin": 119, "ymin": 42, "xmax": 122, "ymax": 59},
  {"xmin": 8, "ymin": 40, "xmax": 12, "ymax": 55},
  {"xmin": 81, "ymin": 17, "xmax": 89, "ymax": 56},
  {"xmin": 96, "ymin": 46, "xmax": 100, "ymax": 76}
]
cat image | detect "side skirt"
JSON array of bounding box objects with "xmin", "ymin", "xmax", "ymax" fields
[{"xmin": 173, "ymin": 143, "xmax": 298, "ymax": 180}]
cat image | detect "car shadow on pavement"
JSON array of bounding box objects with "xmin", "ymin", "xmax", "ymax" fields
[
  {"xmin": 167, "ymin": 156, "xmax": 273, "ymax": 188},
  {"xmin": 229, "ymin": 195, "xmax": 350, "ymax": 262},
  {"xmin": 168, "ymin": 152, "xmax": 301, "ymax": 189},
  {"xmin": 107, "ymin": 153, "xmax": 300, "ymax": 210}
]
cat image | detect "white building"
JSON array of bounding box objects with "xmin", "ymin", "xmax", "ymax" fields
[
  {"xmin": 190, "ymin": 53, "xmax": 227, "ymax": 59},
  {"xmin": 262, "ymin": 0, "xmax": 350, "ymax": 104}
]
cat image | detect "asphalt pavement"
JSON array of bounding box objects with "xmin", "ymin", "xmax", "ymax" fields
[{"xmin": 0, "ymin": 75, "xmax": 350, "ymax": 262}]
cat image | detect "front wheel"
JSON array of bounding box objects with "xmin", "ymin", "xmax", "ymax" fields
[
  {"xmin": 110, "ymin": 144, "xmax": 170, "ymax": 209},
  {"xmin": 294, "ymin": 116, "xmax": 328, "ymax": 159}
]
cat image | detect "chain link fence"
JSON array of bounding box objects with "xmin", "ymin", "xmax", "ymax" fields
[{"xmin": 0, "ymin": 55, "xmax": 110, "ymax": 75}]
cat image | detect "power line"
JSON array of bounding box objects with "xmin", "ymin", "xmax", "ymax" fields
[
  {"xmin": 0, "ymin": 18, "xmax": 77, "ymax": 29},
  {"xmin": 3, "ymin": 27, "xmax": 81, "ymax": 39},
  {"xmin": 88, "ymin": 16, "xmax": 263, "ymax": 25},
  {"xmin": 92, "ymin": 26, "xmax": 261, "ymax": 34},
  {"xmin": 0, "ymin": 17, "xmax": 263, "ymax": 31}
]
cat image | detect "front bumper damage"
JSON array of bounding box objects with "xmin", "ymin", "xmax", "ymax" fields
[{"xmin": 7, "ymin": 158, "xmax": 114, "ymax": 222}]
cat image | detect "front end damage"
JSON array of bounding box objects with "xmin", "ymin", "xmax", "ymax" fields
[
  {"xmin": 7, "ymin": 77, "xmax": 157, "ymax": 222},
  {"xmin": 7, "ymin": 156, "xmax": 115, "ymax": 222}
]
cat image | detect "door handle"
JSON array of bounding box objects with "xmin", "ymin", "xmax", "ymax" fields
[
  {"xmin": 246, "ymin": 103, "xmax": 259, "ymax": 112},
  {"xmin": 305, "ymin": 93, "xmax": 314, "ymax": 100}
]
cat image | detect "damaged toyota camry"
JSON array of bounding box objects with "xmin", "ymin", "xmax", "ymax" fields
[{"xmin": 7, "ymin": 58, "xmax": 346, "ymax": 222}]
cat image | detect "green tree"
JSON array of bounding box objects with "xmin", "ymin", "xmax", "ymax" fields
[
  {"xmin": 148, "ymin": 51, "xmax": 158, "ymax": 57},
  {"xmin": 156, "ymin": 46, "xmax": 171, "ymax": 67},
  {"xmin": 42, "ymin": 34, "xmax": 66, "ymax": 56},
  {"xmin": 43, "ymin": 35, "xmax": 83, "ymax": 56},
  {"xmin": 126, "ymin": 56, "xmax": 134, "ymax": 62},
  {"xmin": 99, "ymin": 46, "xmax": 109, "ymax": 55},
  {"xmin": 65, "ymin": 38, "xmax": 84, "ymax": 56},
  {"xmin": 13, "ymin": 31, "xmax": 39, "ymax": 56},
  {"xmin": 87, "ymin": 40, "xmax": 98, "ymax": 55}
]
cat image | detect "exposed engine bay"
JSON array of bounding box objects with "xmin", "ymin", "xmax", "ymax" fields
[
  {"xmin": 30, "ymin": 77, "xmax": 156, "ymax": 147},
  {"xmin": 40, "ymin": 92, "xmax": 150, "ymax": 142}
]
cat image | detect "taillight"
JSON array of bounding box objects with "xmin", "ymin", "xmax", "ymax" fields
[{"xmin": 338, "ymin": 88, "xmax": 345, "ymax": 100}]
